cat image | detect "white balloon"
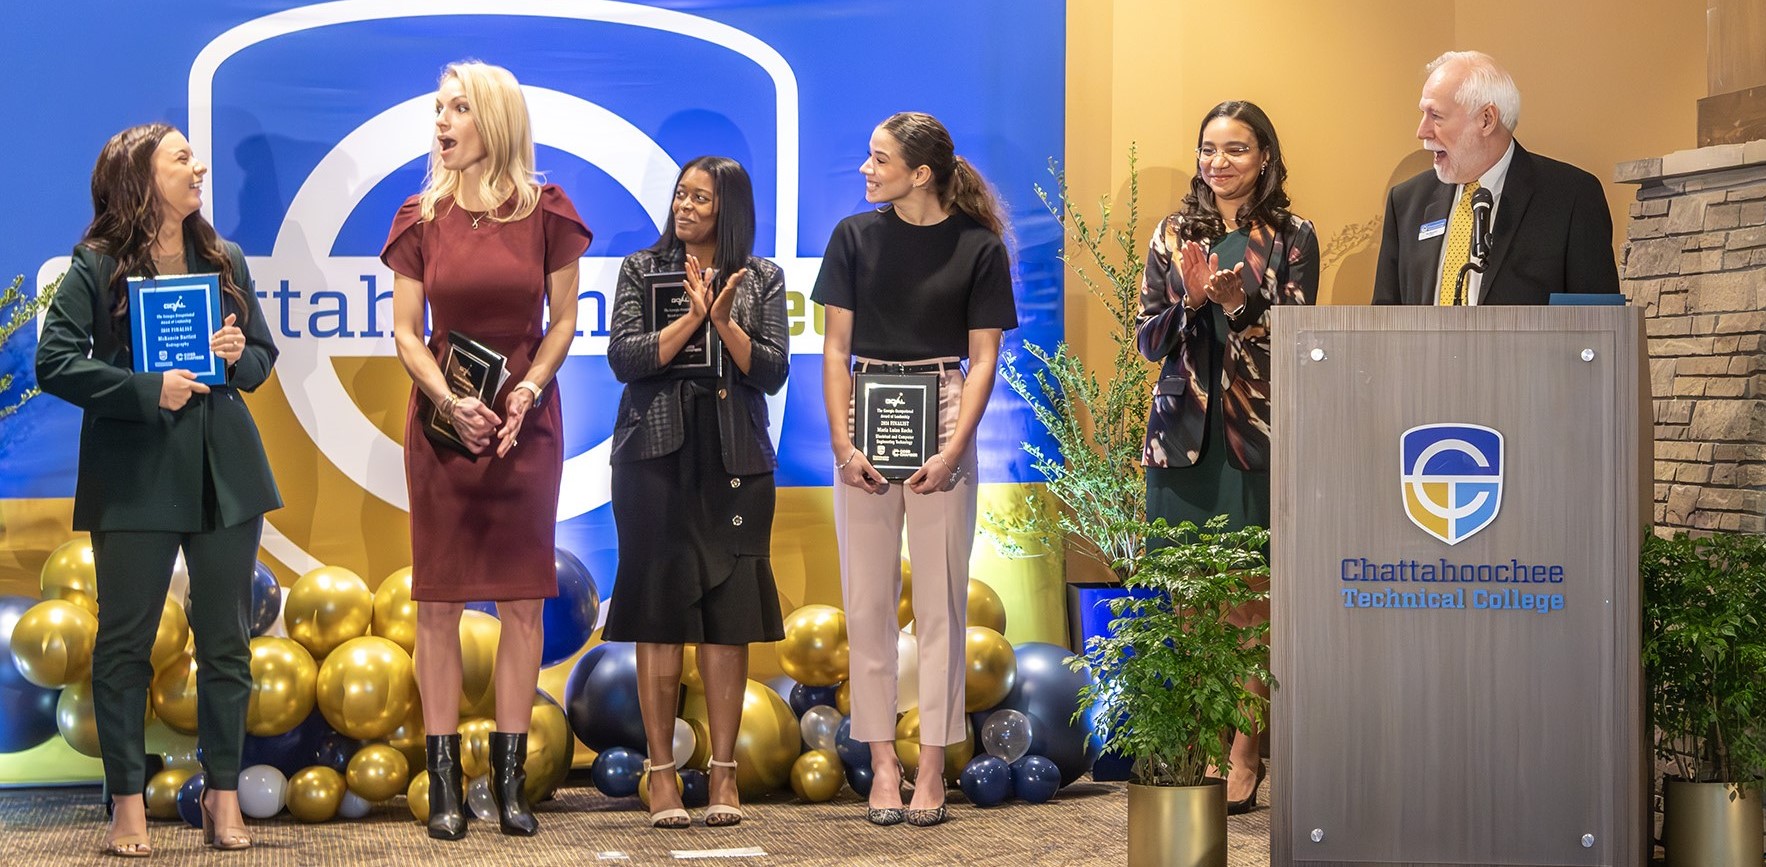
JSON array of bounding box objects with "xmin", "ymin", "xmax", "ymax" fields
[
  {"xmin": 671, "ymin": 717, "xmax": 696, "ymax": 768},
  {"xmin": 236, "ymin": 764, "xmax": 288, "ymax": 819},
  {"xmin": 800, "ymin": 705, "xmax": 842, "ymax": 753},
  {"xmin": 168, "ymin": 553, "xmax": 190, "ymax": 609},
  {"xmin": 466, "ymin": 775, "xmax": 496, "ymax": 820},
  {"xmin": 336, "ymin": 790, "xmax": 373, "ymax": 819},
  {"xmin": 895, "ymin": 630, "xmax": 920, "ymax": 711},
  {"xmin": 266, "ymin": 591, "xmax": 289, "ymax": 639},
  {"xmin": 981, "ymin": 709, "xmax": 1033, "ymax": 764}
]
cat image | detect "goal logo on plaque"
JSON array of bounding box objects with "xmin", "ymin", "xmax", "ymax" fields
[{"xmin": 1400, "ymin": 423, "xmax": 1504, "ymax": 546}]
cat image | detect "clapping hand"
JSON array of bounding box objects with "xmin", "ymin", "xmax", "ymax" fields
[
  {"xmin": 1174, "ymin": 241, "xmax": 1214, "ymax": 310},
  {"xmin": 1204, "ymin": 262, "xmax": 1248, "ymax": 312}
]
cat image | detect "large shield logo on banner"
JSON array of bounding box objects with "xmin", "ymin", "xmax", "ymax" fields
[{"xmin": 1400, "ymin": 423, "xmax": 1504, "ymax": 546}]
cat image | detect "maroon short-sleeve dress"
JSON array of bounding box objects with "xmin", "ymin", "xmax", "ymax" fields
[{"xmin": 380, "ymin": 185, "xmax": 592, "ymax": 602}]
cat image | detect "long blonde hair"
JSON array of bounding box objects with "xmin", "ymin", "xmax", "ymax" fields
[{"xmin": 417, "ymin": 61, "xmax": 542, "ymax": 224}]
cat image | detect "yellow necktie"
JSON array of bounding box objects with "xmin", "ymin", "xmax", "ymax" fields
[{"xmin": 1437, "ymin": 180, "xmax": 1482, "ymax": 306}]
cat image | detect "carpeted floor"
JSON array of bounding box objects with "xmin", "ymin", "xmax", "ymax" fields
[{"xmin": 0, "ymin": 774, "xmax": 1273, "ymax": 866}]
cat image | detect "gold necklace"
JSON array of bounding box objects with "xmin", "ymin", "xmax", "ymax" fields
[
  {"xmin": 153, "ymin": 248, "xmax": 185, "ymax": 272},
  {"xmin": 465, "ymin": 207, "xmax": 492, "ymax": 230}
]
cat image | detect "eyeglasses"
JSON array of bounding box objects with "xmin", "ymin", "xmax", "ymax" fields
[{"xmin": 1196, "ymin": 144, "xmax": 1258, "ymax": 161}]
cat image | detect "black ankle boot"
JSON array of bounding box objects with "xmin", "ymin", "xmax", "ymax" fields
[
  {"xmin": 489, "ymin": 731, "xmax": 538, "ymax": 836},
  {"xmin": 426, "ymin": 734, "xmax": 467, "ymax": 840}
]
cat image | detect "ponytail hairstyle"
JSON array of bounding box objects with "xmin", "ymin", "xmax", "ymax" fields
[
  {"xmin": 1178, "ymin": 100, "xmax": 1293, "ymax": 243},
  {"xmin": 418, "ymin": 60, "xmax": 543, "ymax": 225},
  {"xmin": 83, "ymin": 123, "xmax": 249, "ymax": 330},
  {"xmin": 877, "ymin": 111, "xmax": 1008, "ymax": 237}
]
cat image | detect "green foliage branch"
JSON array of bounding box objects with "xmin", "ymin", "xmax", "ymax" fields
[{"xmin": 0, "ymin": 274, "xmax": 61, "ymax": 421}]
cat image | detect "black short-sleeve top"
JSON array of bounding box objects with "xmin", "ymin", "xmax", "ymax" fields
[{"xmin": 810, "ymin": 207, "xmax": 1016, "ymax": 360}]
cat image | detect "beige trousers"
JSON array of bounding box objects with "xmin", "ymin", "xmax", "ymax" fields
[{"xmin": 835, "ymin": 361, "xmax": 976, "ymax": 746}]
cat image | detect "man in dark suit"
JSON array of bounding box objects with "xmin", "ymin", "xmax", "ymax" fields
[{"xmin": 1373, "ymin": 50, "xmax": 1620, "ymax": 305}]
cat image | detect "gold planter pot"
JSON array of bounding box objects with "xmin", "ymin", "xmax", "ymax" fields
[
  {"xmin": 1127, "ymin": 779, "xmax": 1226, "ymax": 867},
  {"xmin": 1662, "ymin": 780, "xmax": 1763, "ymax": 867}
]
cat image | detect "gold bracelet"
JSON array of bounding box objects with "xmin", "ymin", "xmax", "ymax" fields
[
  {"xmin": 837, "ymin": 449, "xmax": 859, "ymax": 470},
  {"xmin": 930, "ymin": 453, "xmax": 956, "ymax": 473}
]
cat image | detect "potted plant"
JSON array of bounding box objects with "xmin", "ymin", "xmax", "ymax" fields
[
  {"xmin": 1640, "ymin": 529, "xmax": 1766, "ymax": 866},
  {"xmin": 1073, "ymin": 516, "xmax": 1269, "ymax": 866}
]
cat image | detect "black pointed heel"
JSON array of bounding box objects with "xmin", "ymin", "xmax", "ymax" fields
[{"xmin": 426, "ymin": 734, "xmax": 468, "ymax": 840}]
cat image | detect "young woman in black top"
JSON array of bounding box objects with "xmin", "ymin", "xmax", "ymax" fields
[{"xmin": 813, "ymin": 112, "xmax": 1017, "ymax": 827}]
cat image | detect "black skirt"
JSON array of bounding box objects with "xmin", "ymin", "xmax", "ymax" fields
[{"xmin": 603, "ymin": 386, "xmax": 785, "ymax": 645}]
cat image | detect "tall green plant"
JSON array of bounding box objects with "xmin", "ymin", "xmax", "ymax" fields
[
  {"xmin": 990, "ymin": 148, "xmax": 1150, "ymax": 573},
  {"xmin": 1641, "ymin": 530, "xmax": 1766, "ymax": 784},
  {"xmin": 1070, "ymin": 517, "xmax": 1271, "ymax": 787},
  {"xmin": 0, "ymin": 274, "xmax": 61, "ymax": 421}
]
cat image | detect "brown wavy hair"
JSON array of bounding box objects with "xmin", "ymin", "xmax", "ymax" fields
[
  {"xmin": 83, "ymin": 123, "xmax": 248, "ymax": 328},
  {"xmin": 877, "ymin": 112, "xmax": 1008, "ymax": 237},
  {"xmin": 1178, "ymin": 100, "xmax": 1293, "ymax": 243}
]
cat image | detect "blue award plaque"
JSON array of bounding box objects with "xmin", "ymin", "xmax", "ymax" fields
[{"xmin": 128, "ymin": 273, "xmax": 225, "ymax": 385}]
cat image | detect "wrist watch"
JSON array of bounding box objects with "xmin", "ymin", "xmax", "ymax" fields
[{"xmin": 514, "ymin": 380, "xmax": 544, "ymax": 406}]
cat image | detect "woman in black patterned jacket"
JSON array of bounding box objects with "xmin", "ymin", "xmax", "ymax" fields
[{"xmin": 603, "ymin": 156, "xmax": 787, "ymax": 830}]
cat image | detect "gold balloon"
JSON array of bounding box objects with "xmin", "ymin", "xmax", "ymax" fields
[
  {"xmin": 284, "ymin": 566, "xmax": 373, "ymax": 660},
  {"xmin": 458, "ymin": 610, "xmax": 500, "ymax": 718},
  {"xmin": 370, "ymin": 567, "xmax": 418, "ymax": 653},
  {"xmin": 287, "ymin": 766, "xmax": 345, "ymax": 822},
  {"xmin": 898, "ymin": 558, "xmax": 915, "ymax": 628},
  {"xmin": 459, "ymin": 717, "xmax": 496, "ymax": 779},
  {"xmin": 145, "ymin": 768, "xmax": 195, "ymax": 820},
  {"xmin": 386, "ymin": 691, "xmax": 426, "ymax": 774},
  {"xmin": 790, "ymin": 749, "xmax": 845, "ymax": 802},
  {"xmin": 151, "ymin": 652, "xmax": 201, "ymax": 735},
  {"xmin": 346, "ymin": 743, "xmax": 410, "ymax": 802},
  {"xmin": 55, "ymin": 679, "xmax": 101, "ymax": 757},
  {"xmin": 314, "ymin": 636, "xmax": 416, "ymax": 740},
  {"xmin": 9, "ymin": 599, "xmax": 97, "ymax": 688},
  {"xmin": 681, "ymin": 644, "xmax": 703, "ymax": 691},
  {"xmin": 407, "ymin": 770, "xmax": 431, "ymax": 823},
  {"xmin": 776, "ymin": 604, "xmax": 849, "ymax": 687},
  {"xmin": 40, "ymin": 537, "xmax": 98, "ymax": 615},
  {"xmin": 637, "ymin": 767, "xmax": 683, "ymax": 810},
  {"xmin": 526, "ymin": 695, "xmax": 574, "ymax": 801},
  {"xmin": 967, "ymin": 579, "xmax": 1008, "ymax": 635},
  {"xmin": 894, "ymin": 708, "xmax": 975, "ymax": 784},
  {"xmin": 836, "ymin": 680, "xmax": 852, "ymax": 715},
  {"xmin": 702, "ymin": 679, "xmax": 799, "ymax": 797},
  {"xmin": 246, "ymin": 636, "xmax": 318, "ymax": 736},
  {"xmin": 963, "ymin": 626, "xmax": 1018, "ymax": 712},
  {"xmin": 150, "ymin": 597, "xmax": 190, "ymax": 671},
  {"xmin": 684, "ymin": 717, "xmax": 711, "ymax": 770}
]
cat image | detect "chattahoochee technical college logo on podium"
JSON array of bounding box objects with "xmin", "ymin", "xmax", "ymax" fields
[{"xmin": 1400, "ymin": 423, "xmax": 1504, "ymax": 546}]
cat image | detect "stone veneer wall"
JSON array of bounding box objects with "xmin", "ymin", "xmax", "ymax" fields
[{"xmin": 1617, "ymin": 142, "xmax": 1766, "ymax": 534}]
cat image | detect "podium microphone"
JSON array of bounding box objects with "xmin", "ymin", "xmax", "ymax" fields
[{"xmin": 1452, "ymin": 187, "xmax": 1496, "ymax": 306}]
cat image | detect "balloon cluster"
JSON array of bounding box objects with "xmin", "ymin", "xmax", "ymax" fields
[
  {"xmin": 558, "ymin": 564, "xmax": 1097, "ymax": 812},
  {"xmin": 2, "ymin": 540, "xmax": 599, "ymax": 827}
]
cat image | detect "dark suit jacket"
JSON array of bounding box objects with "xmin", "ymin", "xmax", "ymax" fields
[
  {"xmin": 36, "ymin": 239, "xmax": 282, "ymax": 532},
  {"xmin": 606, "ymin": 248, "xmax": 789, "ymax": 475},
  {"xmin": 1136, "ymin": 213, "xmax": 1319, "ymax": 471},
  {"xmin": 1372, "ymin": 142, "xmax": 1620, "ymax": 305}
]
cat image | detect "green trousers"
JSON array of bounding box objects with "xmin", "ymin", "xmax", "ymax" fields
[{"xmin": 90, "ymin": 516, "xmax": 260, "ymax": 794}]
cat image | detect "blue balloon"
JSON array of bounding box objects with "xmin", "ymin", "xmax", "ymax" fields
[
  {"xmin": 957, "ymin": 755, "xmax": 1012, "ymax": 807},
  {"xmin": 765, "ymin": 674, "xmax": 798, "ymax": 706},
  {"xmin": 788, "ymin": 683, "xmax": 839, "ymax": 718},
  {"xmin": 589, "ymin": 746, "xmax": 644, "ymax": 798},
  {"xmin": 833, "ymin": 716, "xmax": 868, "ymax": 769},
  {"xmin": 564, "ymin": 642, "xmax": 646, "ymax": 753},
  {"xmin": 992, "ymin": 642, "xmax": 1100, "ymax": 786},
  {"xmin": 247, "ymin": 562, "xmax": 281, "ymax": 637},
  {"xmin": 679, "ymin": 767, "xmax": 709, "ymax": 808},
  {"xmin": 0, "ymin": 595, "xmax": 45, "ymax": 691},
  {"xmin": 0, "ymin": 682, "xmax": 59, "ymax": 753},
  {"xmin": 177, "ymin": 771, "xmax": 208, "ymax": 828},
  {"xmin": 464, "ymin": 601, "xmax": 497, "ymax": 617},
  {"xmin": 1090, "ymin": 749, "xmax": 1135, "ymax": 782},
  {"xmin": 241, "ymin": 710, "xmax": 331, "ymax": 776},
  {"xmin": 1010, "ymin": 755, "xmax": 1062, "ymax": 803},
  {"xmin": 311, "ymin": 733, "xmax": 361, "ymax": 773},
  {"xmin": 844, "ymin": 761, "xmax": 874, "ymax": 797},
  {"xmin": 541, "ymin": 549, "xmax": 600, "ymax": 668}
]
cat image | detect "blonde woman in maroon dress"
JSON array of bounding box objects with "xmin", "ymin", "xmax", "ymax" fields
[{"xmin": 381, "ymin": 60, "xmax": 592, "ymax": 841}]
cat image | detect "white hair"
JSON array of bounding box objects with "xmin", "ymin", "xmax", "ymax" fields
[{"xmin": 1426, "ymin": 50, "xmax": 1521, "ymax": 132}]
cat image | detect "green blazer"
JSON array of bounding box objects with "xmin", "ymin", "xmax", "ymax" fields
[{"xmin": 35, "ymin": 239, "xmax": 282, "ymax": 532}]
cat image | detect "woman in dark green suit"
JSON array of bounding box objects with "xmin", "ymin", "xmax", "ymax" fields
[{"xmin": 36, "ymin": 123, "xmax": 281, "ymax": 856}]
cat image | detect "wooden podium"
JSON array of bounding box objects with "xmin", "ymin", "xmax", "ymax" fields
[{"xmin": 1268, "ymin": 306, "xmax": 1649, "ymax": 866}]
